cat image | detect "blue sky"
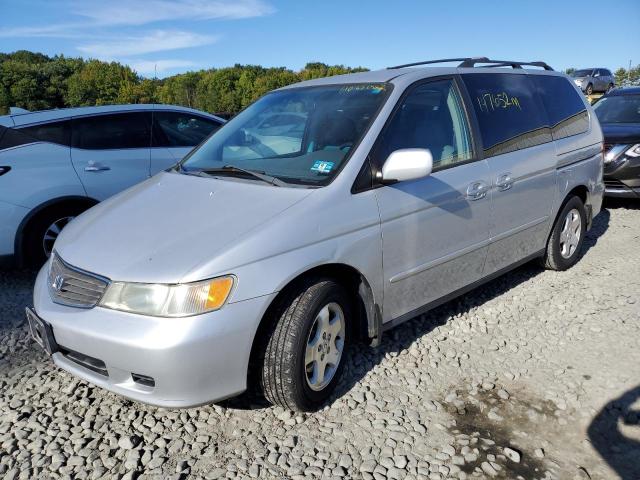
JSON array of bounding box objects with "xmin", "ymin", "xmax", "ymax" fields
[{"xmin": 1, "ymin": 0, "xmax": 639, "ymax": 77}]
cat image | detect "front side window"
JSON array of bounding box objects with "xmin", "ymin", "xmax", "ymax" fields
[
  {"xmin": 593, "ymin": 95, "xmax": 640, "ymax": 124},
  {"xmin": 72, "ymin": 112, "xmax": 151, "ymax": 150},
  {"xmin": 531, "ymin": 75, "xmax": 589, "ymax": 140},
  {"xmin": 180, "ymin": 83, "xmax": 391, "ymax": 186},
  {"xmin": 372, "ymin": 79, "xmax": 473, "ymax": 170},
  {"xmin": 462, "ymin": 73, "xmax": 551, "ymax": 158},
  {"xmin": 152, "ymin": 112, "xmax": 221, "ymax": 147},
  {"xmin": 571, "ymin": 69, "xmax": 593, "ymax": 78}
]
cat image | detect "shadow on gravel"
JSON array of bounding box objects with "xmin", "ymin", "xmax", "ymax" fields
[
  {"xmin": 0, "ymin": 267, "xmax": 38, "ymax": 334},
  {"xmin": 603, "ymin": 197, "xmax": 640, "ymax": 211},
  {"xmin": 588, "ymin": 386, "xmax": 640, "ymax": 480},
  {"xmin": 226, "ymin": 208, "xmax": 613, "ymax": 411},
  {"xmin": 582, "ymin": 207, "xmax": 610, "ymax": 253}
]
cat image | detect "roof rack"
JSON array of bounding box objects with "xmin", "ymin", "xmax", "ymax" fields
[{"xmin": 387, "ymin": 57, "xmax": 554, "ymax": 71}]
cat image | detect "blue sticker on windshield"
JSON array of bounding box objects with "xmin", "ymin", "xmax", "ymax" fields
[{"xmin": 311, "ymin": 161, "xmax": 334, "ymax": 174}]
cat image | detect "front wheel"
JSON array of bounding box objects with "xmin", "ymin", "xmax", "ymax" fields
[
  {"xmin": 606, "ymin": 83, "xmax": 614, "ymax": 93},
  {"xmin": 542, "ymin": 196, "xmax": 587, "ymax": 271},
  {"xmin": 260, "ymin": 279, "xmax": 351, "ymax": 411},
  {"xmin": 585, "ymin": 83, "xmax": 593, "ymax": 95},
  {"xmin": 24, "ymin": 204, "xmax": 88, "ymax": 266}
]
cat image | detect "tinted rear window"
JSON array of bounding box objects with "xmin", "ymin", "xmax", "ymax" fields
[
  {"xmin": 530, "ymin": 76, "xmax": 589, "ymax": 140},
  {"xmin": 152, "ymin": 111, "xmax": 221, "ymax": 147},
  {"xmin": 72, "ymin": 112, "xmax": 151, "ymax": 150},
  {"xmin": 0, "ymin": 125, "xmax": 37, "ymax": 150},
  {"xmin": 19, "ymin": 120, "xmax": 71, "ymax": 146},
  {"xmin": 462, "ymin": 73, "xmax": 551, "ymax": 158}
]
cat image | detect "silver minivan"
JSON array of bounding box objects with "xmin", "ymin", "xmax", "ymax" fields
[{"xmin": 29, "ymin": 57, "xmax": 604, "ymax": 411}]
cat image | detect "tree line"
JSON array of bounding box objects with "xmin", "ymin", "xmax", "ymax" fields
[
  {"xmin": 2, "ymin": 51, "xmax": 638, "ymax": 117},
  {"xmin": 0, "ymin": 51, "xmax": 368, "ymax": 116}
]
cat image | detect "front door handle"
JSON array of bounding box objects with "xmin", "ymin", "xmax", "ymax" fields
[
  {"xmin": 496, "ymin": 173, "xmax": 513, "ymax": 191},
  {"xmin": 85, "ymin": 162, "xmax": 110, "ymax": 172},
  {"xmin": 466, "ymin": 181, "xmax": 489, "ymax": 200}
]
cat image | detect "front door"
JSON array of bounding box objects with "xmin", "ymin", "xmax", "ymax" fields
[
  {"xmin": 71, "ymin": 112, "xmax": 152, "ymax": 201},
  {"xmin": 372, "ymin": 78, "xmax": 491, "ymax": 322}
]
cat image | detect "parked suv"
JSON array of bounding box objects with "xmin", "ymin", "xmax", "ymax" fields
[
  {"xmin": 0, "ymin": 105, "xmax": 224, "ymax": 265},
  {"xmin": 571, "ymin": 68, "xmax": 615, "ymax": 95},
  {"xmin": 28, "ymin": 58, "xmax": 604, "ymax": 411}
]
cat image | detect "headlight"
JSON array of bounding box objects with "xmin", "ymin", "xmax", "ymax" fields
[
  {"xmin": 99, "ymin": 276, "xmax": 234, "ymax": 317},
  {"xmin": 625, "ymin": 144, "xmax": 640, "ymax": 158}
]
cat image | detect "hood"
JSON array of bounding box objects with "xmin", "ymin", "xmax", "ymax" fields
[
  {"xmin": 601, "ymin": 123, "xmax": 640, "ymax": 145},
  {"xmin": 55, "ymin": 171, "xmax": 314, "ymax": 283}
]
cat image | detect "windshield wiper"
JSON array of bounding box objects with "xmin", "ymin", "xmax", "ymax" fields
[{"xmin": 196, "ymin": 165, "xmax": 286, "ymax": 187}]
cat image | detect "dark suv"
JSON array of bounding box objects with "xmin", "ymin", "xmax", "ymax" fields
[{"xmin": 593, "ymin": 87, "xmax": 640, "ymax": 198}]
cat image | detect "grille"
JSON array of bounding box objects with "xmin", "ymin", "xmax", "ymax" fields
[{"xmin": 48, "ymin": 254, "xmax": 109, "ymax": 308}]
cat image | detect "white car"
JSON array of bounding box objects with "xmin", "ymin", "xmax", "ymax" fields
[{"xmin": 0, "ymin": 104, "xmax": 224, "ymax": 266}]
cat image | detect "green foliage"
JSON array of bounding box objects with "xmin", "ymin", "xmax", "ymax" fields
[
  {"xmin": 614, "ymin": 66, "xmax": 640, "ymax": 87},
  {"xmin": 565, "ymin": 67, "xmax": 576, "ymax": 75},
  {"xmin": 0, "ymin": 53, "xmax": 369, "ymax": 116}
]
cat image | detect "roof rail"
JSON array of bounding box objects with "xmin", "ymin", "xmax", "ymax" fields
[{"xmin": 387, "ymin": 57, "xmax": 554, "ymax": 71}]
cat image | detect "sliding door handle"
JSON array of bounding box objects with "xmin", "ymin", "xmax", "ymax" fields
[
  {"xmin": 496, "ymin": 173, "xmax": 513, "ymax": 191},
  {"xmin": 466, "ymin": 181, "xmax": 489, "ymax": 200}
]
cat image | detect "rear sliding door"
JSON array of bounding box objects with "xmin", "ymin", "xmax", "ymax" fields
[{"xmin": 461, "ymin": 73, "xmax": 557, "ymax": 274}]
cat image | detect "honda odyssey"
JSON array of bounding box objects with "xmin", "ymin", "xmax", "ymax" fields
[{"xmin": 29, "ymin": 57, "xmax": 604, "ymax": 411}]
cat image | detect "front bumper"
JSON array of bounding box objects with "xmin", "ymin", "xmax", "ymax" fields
[
  {"xmin": 604, "ymin": 156, "xmax": 640, "ymax": 199},
  {"xmin": 603, "ymin": 180, "xmax": 640, "ymax": 198},
  {"xmin": 33, "ymin": 264, "xmax": 276, "ymax": 408}
]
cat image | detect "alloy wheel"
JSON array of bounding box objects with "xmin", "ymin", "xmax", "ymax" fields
[
  {"xmin": 559, "ymin": 208, "xmax": 581, "ymax": 259},
  {"xmin": 304, "ymin": 302, "xmax": 345, "ymax": 391},
  {"xmin": 42, "ymin": 216, "xmax": 74, "ymax": 258}
]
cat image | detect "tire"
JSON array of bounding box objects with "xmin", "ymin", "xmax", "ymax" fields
[
  {"xmin": 542, "ymin": 196, "xmax": 587, "ymax": 271},
  {"xmin": 585, "ymin": 83, "xmax": 593, "ymax": 95},
  {"xmin": 23, "ymin": 204, "xmax": 87, "ymax": 266},
  {"xmin": 260, "ymin": 278, "xmax": 351, "ymax": 411},
  {"xmin": 606, "ymin": 83, "xmax": 614, "ymax": 93}
]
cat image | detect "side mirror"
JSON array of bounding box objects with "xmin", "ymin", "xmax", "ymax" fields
[{"xmin": 381, "ymin": 148, "xmax": 433, "ymax": 184}]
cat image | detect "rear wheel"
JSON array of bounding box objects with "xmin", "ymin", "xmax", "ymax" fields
[
  {"xmin": 542, "ymin": 196, "xmax": 587, "ymax": 271},
  {"xmin": 24, "ymin": 204, "xmax": 88, "ymax": 266},
  {"xmin": 259, "ymin": 278, "xmax": 351, "ymax": 411}
]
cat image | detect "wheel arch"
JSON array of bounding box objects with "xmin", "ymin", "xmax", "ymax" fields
[
  {"xmin": 246, "ymin": 262, "xmax": 382, "ymax": 388},
  {"xmin": 14, "ymin": 195, "xmax": 98, "ymax": 266}
]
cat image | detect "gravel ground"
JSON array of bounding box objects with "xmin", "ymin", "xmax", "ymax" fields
[{"xmin": 1, "ymin": 200, "xmax": 639, "ymax": 480}]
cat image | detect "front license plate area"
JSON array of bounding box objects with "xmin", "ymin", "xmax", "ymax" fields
[{"xmin": 26, "ymin": 307, "xmax": 58, "ymax": 355}]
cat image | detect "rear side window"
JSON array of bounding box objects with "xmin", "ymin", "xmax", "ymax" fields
[
  {"xmin": 531, "ymin": 75, "xmax": 589, "ymax": 140},
  {"xmin": 19, "ymin": 120, "xmax": 71, "ymax": 146},
  {"xmin": 0, "ymin": 125, "xmax": 37, "ymax": 150},
  {"xmin": 462, "ymin": 73, "xmax": 551, "ymax": 158},
  {"xmin": 152, "ymin": 111, "xmax": 221, "ymax": 147},
  {"xmin": 72, "ymin": 112, "xmax": 151, "ymax": 150}
]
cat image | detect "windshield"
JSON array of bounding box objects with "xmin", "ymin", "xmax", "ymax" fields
[
  {"xmin": 180, "ymin": 83, "xmax": 391, "ymax": 186},
  {"xmin": 593, "ymin": 95, "xmax": 640, "ymax": 124},
  {"xmin": 571, "ymin": 69, "xmax": 593, "ymax": 77}
]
